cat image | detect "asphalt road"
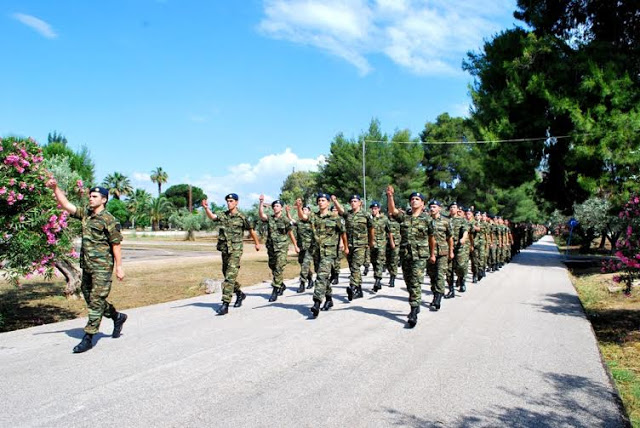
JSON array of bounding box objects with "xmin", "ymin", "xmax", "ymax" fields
[{"xmin": 0, "ymin": 236, "xmax": 626, "ymax": 427}]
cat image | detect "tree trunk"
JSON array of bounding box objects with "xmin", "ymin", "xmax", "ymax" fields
[
  {"xmin": 598, "ymin": 230, "xmax": 607, "ymax": 249},
  {"xmin": 186, "ymin": 230, "xmax": 195, "ymax": 241},
  {"xmin": 55, "ymin": 259, "xmax": 81, "ymax": 298}
]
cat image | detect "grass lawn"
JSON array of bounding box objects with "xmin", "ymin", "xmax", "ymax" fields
[{"xmin": 567, "ymin": 264, "xmax": 640, "ymax": 427}]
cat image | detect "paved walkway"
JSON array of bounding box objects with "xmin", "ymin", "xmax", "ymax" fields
[{"xmin": 0, "ymin": 236, "xmax": 626, "ymax": 427}]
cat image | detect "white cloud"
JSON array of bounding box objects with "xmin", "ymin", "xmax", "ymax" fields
[
  {"xmin": 186, "ymin": 148, "xmax": 324, "ymax": 208},
  {"xmin": 12, "ymin": 13, "xmax": 57, "ymax": 39},
  {"xmin": 258, "ymin": 0, "xmax": 514, "ymax": 76}
]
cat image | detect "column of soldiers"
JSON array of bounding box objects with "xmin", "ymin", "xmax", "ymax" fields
[{"xmin": 46, "ymin": 180, "xmax": 545, "ymax": 353}]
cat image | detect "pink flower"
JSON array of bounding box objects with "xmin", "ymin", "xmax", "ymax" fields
[
  {"xmin": 19, "ymin": 182, "xmax": 26, "ymax": 189},
  {"xmin": 16, "ymin": 193, "xmax": 24, "ymax": 201},
  {"xmin": 8, "ymin": 178, "xmax": 15, "ymax": 186},
  {"xmin": 0, "ymin": 187, "xmax": 6, "ymax": 195},
  {"xmin": 76, "ymin": 179, "xmax": 84, "ymax": 188},
  {"xmin": 19, "ymin": 215, "xmax": 25, "ymax": 222}
]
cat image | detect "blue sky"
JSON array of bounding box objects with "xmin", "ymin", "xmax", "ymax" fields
[{"xmin": 2, "ymin": 0, "xmax": 519, "ymax": 207}]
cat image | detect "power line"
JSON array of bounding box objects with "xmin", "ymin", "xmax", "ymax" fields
[{"xmin": 364, "ymin": 134, "xmax": 586, "ymax": 145}]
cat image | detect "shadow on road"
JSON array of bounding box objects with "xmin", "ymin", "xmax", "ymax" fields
[
  {"xmin": 253, "ymin": 301, "xmax": 312, "ymax": 318},
  {"xmin": 527, "ymin": 292, "xmax": 585, "ymax": 318},
  {"xmin": 381, "ymin": 371, "xmax": 626, "ymax": 427},
  {"xmin": 33, "ymin": 328, "xmax": 108, "ymax": 343},
  {"xmin": 334, "ymin": 305, "xmax": 408, "ymax": 326}
]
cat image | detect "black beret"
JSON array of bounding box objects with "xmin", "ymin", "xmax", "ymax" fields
[
  {"xmin": 448, "ymin": 201, "xmax": 458, "ymax": 209},
  {"xmin": 428, "ymin": 199, "xmax": 441, "ymax": 207},
  {"xmin": 90, "ymin": 186, "xmax": 109, "ymax": 198},
  {"xmin": 316, "ymin": 192, "xmax": 330, "ymax": 201},
  {"xmin": 350, "ymin": 194, "xmax": 361, "ymax": 201},
  {"xmin": 370, "ymin": 201, "xmax": 380, "ymax": 208},
  {"xmin": 271, "ymin": 199, "xmax": 282, "ymax": 207},
  {"xmin": 225, "ymin": 193, "xmax": 239, "ymax": 201},
  {"xmin": 409, "ymin": 192, "xmax": 425, "ymax": 201}
]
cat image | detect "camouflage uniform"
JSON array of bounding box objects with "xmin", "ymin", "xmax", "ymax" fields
[
  {"xmin": 72, "ymin": 206, "xmax": 123, "ymax": 335},
  {"xmin": 489, "ymin": 221, "xmax": 500, "ymax": 270},
  {"xmin": 448, "ymin": 216, "xmax": 470, "ymax": 289},
  {"xmin": 427, "ymin": 216, "xmax": 452, "ymax": 295},
  {"xmin": 472, "ymin": 219, "xmax": 487, "ymax": 279},
  {"xmin": 308, "ymin": 212, "xmax": 345, "ymax": 302},
  {"xmin": 342, "ymin": 209, "xmax": 373, "ymax": 294},
  {"xmin": 212, "ymin": 210, "xmax": 255, "ymax": 303},
  {"xmin": 370, "ymin": 214, "xmax": 390, "ymax": 280},
  {"xmin": 392, "ymin": 210, "xmax": 431, "ymax": 308},
  {"xmin": 263, "ymin": 214, "xmax": 292, "ymax": 291},
  {"xmin": 385, "ymin": 218, "xmax": 401, "ymax": 279},
  {"xmin": 295, "ymin": 217, "xmax": 315, "ymax": 285}
]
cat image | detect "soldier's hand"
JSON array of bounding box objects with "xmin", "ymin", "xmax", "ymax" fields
[
  {"xmin": 255, "ymin": 243, "xmax": 260, "ymax": 251},
  {"xmin": 201, "ymin": 199, "xmax": 208, "ymax": 209},
  {"xmin": 386, "ymin": 185, "xmax": 394, "ymax": 196},
  {"xmin": 115, "ymin": 266, "xmax": 125, "ymax": 281},
  {"xmin": 285, "ymin": 205, "xmax": 290, "ymax": 213},
  {"xmin": 343, "ymin": 246, "xmax": 350, "ymax": 256},
  {"xmin": 448, "ymin": 251, "xmax": 454, "ymax": 260},
  {"xmin": 45, "ymin": 175, "xmax": 57, "ymax": 189},
  {"xmin": 429, "ymin": 255, "xmax": 436, "ymax": 264},
  {"xmin": 390, "ymin": 242, "xmax": 396, "ymax": 250},
  {"xmin": 259, "ymin": 194, "xmax": 265, "ymax": 203},
  {"xmin": 295, "ymin": 198, "xmax": 302, "ymax": 208},
  {"xmin": 294, "ymin": 245, "xmax": 300, "ymax": 254}
]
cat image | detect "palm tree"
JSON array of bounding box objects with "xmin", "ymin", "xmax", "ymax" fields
[
  {"xmin": 150, "ymin": 167, "xmax": 169, "ymax": 196},
  {"xmin": 127, "ymin": 188, "xmax": 153, "ymax": 229},
  {"xmin": 102, "ymin": 172, "xmax": 133, "ymax": 200},
  {"xmin": 149, "ymin": 196, "xmax": 173, "ymax": 231}
]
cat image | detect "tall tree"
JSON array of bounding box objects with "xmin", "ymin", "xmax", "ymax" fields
[
  {"xmin": 280, "ymin": 170, "xmax": 318, "ymax": 206},
  {"xmin": 163, "ymin": 184, "xmax": 206, "ymax": 210},
  {"xmin": 149, "ymin": 196, "xmax": 173, "ymax": 231},
  {"xmin": 150, "ymin": 167, "xmax": 169, "ymax": 196},
  {"xmin": 42, "ymin": 132, "xmax": 95, "ymax": 184},
  {"xmin": 126, "ymin": 188, "xmax": 153, "ymax": 229},
  {"xmin": 102, "ymin": 172, "xmax": 133, "ymax": 200}
]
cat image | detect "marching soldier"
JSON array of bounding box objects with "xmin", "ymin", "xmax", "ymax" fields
[
  {"xmin": 471, "ymin": 211, "xmax": 487, "ymax": 282},
  {"xmin": 426, "ymin": 199, "xmax": 453, "ymax": 312},
  {"xmin": 386, "ymin": 185, "xmax": 431, "ymax": 327},
  {"xmin": 446, "ymin": 202, "xmax": 470, "ymax": 298},
  {"xmin": 286, "ymin": 205, "xmax": 316, "ymax": 293},
  {"xmin": 202, "ymin": 193, "xmax": 261, "ymax": 315},
  {"xmin": 369, "ymin": 201, "xmax": 393, "ymax": 292},
  {"xmin": 258, "ymin": 196, "xmax": 299, "ymax": 302},
  {"xmin": 296, "ymin": 194, "xmax": 348, "ymax": 318},
  {"xmin": 47, "ymin": 180, "xmax": 127, "ymax": 353},
  {"xmin": 335, "ymin": 194, "xmax": 374, "ymax": 300},
  {"xmin": 385, "ymin": 213, "xmax": 401, "ymax": 287}
]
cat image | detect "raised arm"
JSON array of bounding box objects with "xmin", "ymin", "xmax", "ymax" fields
[
  {"xmin": 46, "ymin": 178, "xmax": 77, "ymax": 215},
  {"xmin": 386, "ymin": 185, "xmax": 399, "ymax": 217},
  {"xmin": 258, "ymin": 194, "xmax": 268, "ymax": 221},
  {"xmin": 295, "ymin": 198, "xmax": 309, "ymax": 221},
  {"xmin": 201, "ymin": 199, "xmax": 218, "ymax": 220},
  {"xmin": 331, "ymin": 195, "xmax": 345, "ymax": 216}
]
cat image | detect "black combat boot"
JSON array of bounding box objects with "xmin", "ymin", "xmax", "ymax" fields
[
  {"xmin": 459, "ymin": 280, "xmax": 466, "ymax": 292},
  {"xmin": 346, "ymin": 284, "xmax": 355, "ymax": 301},
  {"xmin": 372, "ymin": 278, "xmax": 382, "ymax": 292},
  {"xmin": 354, "ymin": 285, "xmax": 364, "ymax": 299},
  {"xmin": 363, "ymin": 265, "xmax": 370, "ymax": 276},
  {"xmin": 297, "ymin": 280, "xmax": 306, "ymax": 293},
  {"xmin": 73, "ymin": 333, "xmax": 93, "ymax": 353},
  {"xmin": 389, "ymin": 275, "xmax": 396, "ymax": 288},
  {"xmin": 277, "ymin": 284, "xmax": 287, "ymax": 296},
  {"xmin": 444, "ymin": 284, "xmax": 455, "ymax": 299},
  {"xmin": 331, "ymin": 270, "xmax": 339, "ymax": 284},
  {"xmin": 321, "ymin": 295, "xmax": 334, "ymax": 311},
  {"xmin": 112, "ymin": 312, "xmax": 128, "ymax": 338},
  {"xmin": 310, "ymin": 299, "xmax": 322, "ymax": 318},
  {"xmin": 307, "ymin": 274, "xmax": 314, "ymax": 289},
  {"xmin": 217, "ymin": 302, "xmax": 229, "ymax": 315},
  {"xmin": 234, "ymin": 290, "xmax": 246, "ymax": 307},
  {"xmin": 472, "ymin": 273, "xmax": 478, "ymax": 284},
  {"xmin": 433, "ymin": 292, "xmax": 442, "ymax": 311},
  {"xmin": 268, "ymin": 287, "xmax": 279, "ymax": 302},
  {"xmin": 407, "ymin": 306, "xmax": 419, "ymax": 327}
]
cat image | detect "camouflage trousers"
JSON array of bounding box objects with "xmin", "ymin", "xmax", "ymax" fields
[
  {"xmin": 401, "ymin": 249, "xmax": 427, "ymax": 307},
  {"xmin": 267, "ymin": 244, "xmax": 288, "ymax": 289},
  {"xmin": 363, "ymin": 246, "xmax": 370, "ymax": 268},
  {"xmin": 298, "ymin": 245, "xmax": 315, "ymax": 283},
  {"xmin": 371, "ymin": 247, "xmax": 386, "ymax": 279},
  {"xmin": 385, "ymin": 244, "xmax": 399, "ymax": 276},
  {"xmin": 447, "ymin": 248, "xmax": 470, "ymax": 286},
  {"xmin": 81, "ymin": 270, "xmax": 117, "ymax": 335},
  {"xmin": 221, "ymin": 249, "xmax": 243, "ymax": 303},
  {"xmin": 313, "ymin": 247, "xmax": 336, "ymax": 302},
  {"xmin": 427, "ymin": 255, "xmax": 448, "ymax": 295},
  {"xmin": 347, "ymin": 246, "xmax": 367, "ymax": 288},
  {"xmin": 488, "ymin": 245, "xmax": 497, "ymax": 267},
  {"xmin": 472, "ymin": 242, "xmax": 486, "ymax": 276}
]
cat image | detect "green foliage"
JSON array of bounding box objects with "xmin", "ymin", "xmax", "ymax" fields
[
  {"xmin": 42, "ymin": 132, "xmax": 95, "ymax": 185},
  {"xmin": 126, "ymin": 188, "xmax": 153, "ymax": 229},
  {"xmin": 106, "ymin": 199, "xmax": 129, "ymax": 225},
  {"xmin": 149, "ymin": 195, "xmax": 174, "ymax": 231},
  {"xmin": 164, "ymin": 184, "xmax": 206, "ymax": 210},
  {"xmin": 102, "ymin": 172, "xmax": 133, "ymax": 200},
  {"xmin": 280, "ymin": 170, "xmax": 318, "ymax": 206},
  {"xmin": 0, "ymin": 137, "xmax": 77, "ymax": 285},
  {"xmin": 169, "ymin": 208, "xmax": 206, "ymax": 240}
]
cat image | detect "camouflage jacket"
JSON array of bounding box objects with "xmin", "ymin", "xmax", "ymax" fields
[
  {"xmin": 72, "ymin": 206, "xmax": 123, "ymax": 272},
  {"xmin": 263, "ymin": 214, "xmax": 291, "ymax": 250},
  {"xmin": 430, "ymin": 215, "xmax": 452, "ymax": 257},
  {"xmin": 341, "ymin": 209, "xmax": 373, "ymax": 248},
  {"xmin": 387, "ymin": 217, "xmax": 401, "ymax": 248},
  {"xmin": 392, "ymin": 210, "xmax": 432, "ymax": 260},
  {"xmin": 450, "ymin": 216, "xmax": 470, "ymax": 250},
  {"xmin": 371, "ymin": 214, "xmax": 390, "ymax": 249},
  {"xmin": 213, "ymin": 210, "xmax": 254, "ymax": 252},
  {"xmin": 307, "ymin": 212, "xmax": 344, "ymax": 257},
  {"xmin": 295, "ymin": 219, "xmax": 315, "ymax": 250}
]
